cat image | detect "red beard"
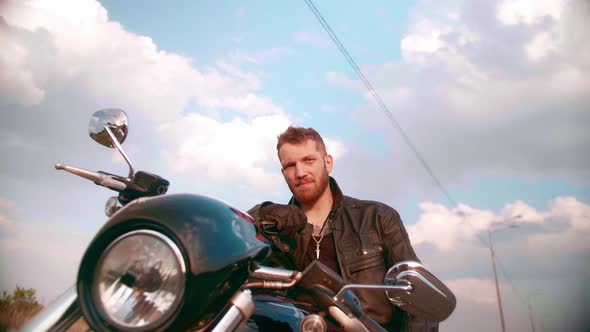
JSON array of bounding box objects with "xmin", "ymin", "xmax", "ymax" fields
[{"xmin": 289, "ymin": 167, "xmax": 330, "ymax": 205}]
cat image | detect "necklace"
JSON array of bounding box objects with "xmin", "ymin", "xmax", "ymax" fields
[{"xmin": 311, "ymin": 215, "xmax": 331, "ymax": 259}]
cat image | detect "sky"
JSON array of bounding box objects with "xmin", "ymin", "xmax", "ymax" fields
[{"xmin": 0, "ymin": 0, "xmax": 589, "ymax": 331}]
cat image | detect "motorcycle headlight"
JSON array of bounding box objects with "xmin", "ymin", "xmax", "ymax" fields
[{"xmin": 91, "ymin": 229, "xmax": 186, "ymax": 330}]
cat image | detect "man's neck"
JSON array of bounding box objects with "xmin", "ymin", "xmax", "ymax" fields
[{"xmin": 302, "ymin": 186, "xmax": 333, "ymax": 227}]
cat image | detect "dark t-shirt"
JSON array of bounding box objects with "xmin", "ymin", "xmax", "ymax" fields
[
  {"xmin": 298, "ymin": 231, "xmax": 345, "ymax": 331},
  {"xmin": 302, "ymin": 231, "xmax": 340, "ymax": 275}
]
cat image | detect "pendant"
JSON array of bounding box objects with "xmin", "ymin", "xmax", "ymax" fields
[{"xmin": 316, "ymin": 242, "xmax": 320, "ymax": 259}]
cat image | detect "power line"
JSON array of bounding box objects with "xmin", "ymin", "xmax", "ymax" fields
[
  {"xmin": 301, "ymin": 0, "xmax": 499, "ymax": 245},
  {"xmin": 303, "ymin": 0, "xmax": 458, "ymax": 208},
  {"xmin": 302, "ymin": 0, "xmax": 533, "ymax": 319}
]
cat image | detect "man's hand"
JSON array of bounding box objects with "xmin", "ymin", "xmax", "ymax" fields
[{"xmin": 258, "ymin": 203, "xmax": 307, "ymax": 237}]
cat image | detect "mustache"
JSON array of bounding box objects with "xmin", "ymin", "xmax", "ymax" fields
[{"xmin": 295, "ymin": 178, "xmax": 314, "ymax": 187}]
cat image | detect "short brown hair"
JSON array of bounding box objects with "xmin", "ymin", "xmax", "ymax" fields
[{"xmin": 277, "ymin": 126, "xmax": 327, "ymax": 158}]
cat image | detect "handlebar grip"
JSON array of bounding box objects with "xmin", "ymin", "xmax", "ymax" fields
[{"xmin": 55, "ymin": 163, "xmax": 127, "ymax": 191}]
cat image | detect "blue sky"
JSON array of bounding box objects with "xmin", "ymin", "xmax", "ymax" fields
[
  {"xmin": 1, "ymin": 0, "xmax": 589, "ymax": 331},
  {"xmin": 100, "ymin": 0, "xmax": 589, "ymax": 214}
]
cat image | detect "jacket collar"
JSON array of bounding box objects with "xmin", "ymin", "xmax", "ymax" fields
[{"xmin": 288, "ymin": 176, "xmax": 343, "ymax": 211}]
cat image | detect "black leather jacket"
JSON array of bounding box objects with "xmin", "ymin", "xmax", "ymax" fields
[{"xmin": 248, "ymin": 177, "xmax": 438, "ymax": 331}]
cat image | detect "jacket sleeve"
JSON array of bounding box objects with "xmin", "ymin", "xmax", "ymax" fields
[
  {"xmin": 247, "ymin": 202, "xmax": 298, "ymax": 269},
  {"xmin": 247, "ymin": 202, "xmax": 267, "ymax": 222},
  {"xmin": 379, "ymin": 208, "xmax": 440, "ymax": 332},
  {"xmin": 379, "ymin": 207, "xmax": 419, "ymax": 266}
]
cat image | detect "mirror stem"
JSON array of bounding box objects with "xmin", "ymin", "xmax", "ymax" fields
[{"xmin": 105, "ymin": 126, "xmax": 135, "ymax": 179}]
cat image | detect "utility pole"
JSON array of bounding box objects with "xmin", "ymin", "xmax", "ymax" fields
[
  {"xmin": 488, "ymin": 228, "xmax": 507, "ymax": 332},
  {"xmin": 528, "ymin": 303, "xmax": 536, "ymax": 332}
]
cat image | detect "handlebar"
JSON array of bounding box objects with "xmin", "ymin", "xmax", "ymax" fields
[
  {"xmin": 55, "ymin": 163, "xmax": 127, "ymax": 191},
  {"xmin": 54, "ymin": 163, "xmax": 169, "ymax": 207}
]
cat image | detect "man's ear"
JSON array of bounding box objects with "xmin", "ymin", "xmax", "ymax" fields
[{"xmin": 325, "ymin": 154, "xmax": 334, "ymax": 173}]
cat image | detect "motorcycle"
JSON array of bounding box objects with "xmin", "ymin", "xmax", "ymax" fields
[{"xmin": 21, "ymin": 109, "xmax": 456, "ymax": 332}]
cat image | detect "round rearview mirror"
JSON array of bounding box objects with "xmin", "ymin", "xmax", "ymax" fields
[{"xmin": 89, "ymin": 109, "xmax": 129, "ymax": 148}]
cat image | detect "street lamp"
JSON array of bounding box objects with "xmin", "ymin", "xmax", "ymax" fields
[
  {"xmin": 487, "ymin": 221, "xmax": 518, "ymax": 332},
  {"xmin": 526, "ymin": 291, "xmax": 544, "ymax": 332},
  {"xmin": 528, "ymin": 303, "xmax": 536, "ymax": 332}
]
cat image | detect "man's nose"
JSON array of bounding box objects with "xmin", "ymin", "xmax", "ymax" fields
[{"xmin": 294, "ymin": 163, "xmax": 306, "ymax": 178}]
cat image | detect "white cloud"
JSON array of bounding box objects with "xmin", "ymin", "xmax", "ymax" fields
[
  {"xmin": 408, "ymin": 203, "xmax": 496, "ymax": 250},
  {"xmin": 550, "ymin": 196, "xmax": 590, "ymax": 231},
  {"xmin": 325, "ymin": 138, "xmax": 347, "ymax": 160},
  {"xmin": 159, "ymin": 113, "xmax": 291, "ymax": 191},
  {"xmin": 524, "ymin": 196, "xmax": 590, "ymax": 255},
  {"xmin": 445, "ymin": 278, "xmax": 497, "ymax": 305},
  {"xmin": 0, "ymin": 0, "xmax": 351, "ymax": 221},
  {"xmin": 526, "ymin": 227, "xmax": 589, "ymax": 257},
  {"xmin": 199, "ymin": 92, "xmax": 284, "ymax": 117},
  {"xmin": 499, "ymin": 200, "xmax": 546, "ymax": 224},
  {"xmin": 410, "ymin": 0, "xmax": 587, "ymax": 109},
  {"xmin": 156, "ymin": 112, "xmax": 348, "ymax": 192},
  {"xmin": 410, "ymin": 196, "xmax": 590, "ymax": 331},
  {"xmin": 216, "ymin": 62, "xmax": 263, "ymax": 90},
  {"xmin": 401, "ymin": 21, "xmax": 480, "ymax": 65},
  {"xmin": 526, "ymin": 31, "xmax": 557, "ymax": 61},
  {"xmin": 409, "ymin": 196, "xmax": 590, "ymax": 256},
  {"xmin": 0, "ymin": 22, "xmax": 45, "ymax": 106},
  {"xmin": 497, "ymin": 0, "xmax": 565, "ymax": 26},
  {"xmin": 0, "ymin": 0, "xmax": 283, "ymax": 120},
  {"xmin": 0, "ymin": 0, "xmax": 296, "ymax": 192},
  {"xmin": 401, "ymin": 19, "xmax": 445, "ymax": 55},
  {"xmin": 339, "ymin": 0, "xmax": 590, "ymax": 185}
]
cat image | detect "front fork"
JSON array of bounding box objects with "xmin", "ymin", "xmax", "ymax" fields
[
  {"xmin": 211, "ymin": 289, "xmax": 255, "ymax": 332},
  {"xmin": 20, "ymin": 286, "xmax": 82, "ymax": 332}
]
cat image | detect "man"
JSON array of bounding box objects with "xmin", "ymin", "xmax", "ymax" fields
[{"xmin": 248, "ymin": 126, "xmax": 437, "ymax": 331}]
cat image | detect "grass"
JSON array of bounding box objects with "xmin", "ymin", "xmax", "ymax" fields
[
  {"xmin": 0, "ymin": 304, "xmax": 42, "ymax": 332},
  {"xmin": 0, "ymin": 304, "xmax": 90, "ymax": 332}
]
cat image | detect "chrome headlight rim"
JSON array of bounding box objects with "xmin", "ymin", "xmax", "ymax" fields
[{"xmin": 79, "ymin": 226, "xmax": 187, "ymax": 332}]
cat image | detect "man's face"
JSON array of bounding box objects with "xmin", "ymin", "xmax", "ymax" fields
[{"xmin": 279, "ymin": 139, "xmax": 333, "ymax": 205}]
